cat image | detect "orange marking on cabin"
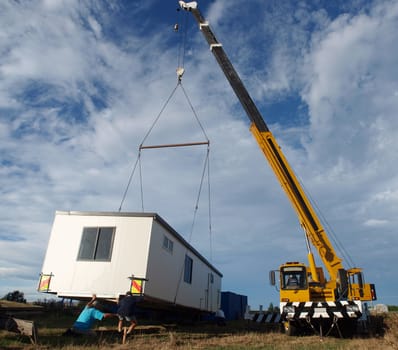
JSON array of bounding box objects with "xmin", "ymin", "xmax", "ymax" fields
[
  {"xmin": 39, "ymin": 276, "xmax": 51, "ymax": 291},
  {"xmin": 131, "ymin": 280, "xmax": 142, "ymax": 294}
]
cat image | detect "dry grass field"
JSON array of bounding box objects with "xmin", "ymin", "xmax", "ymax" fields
[{"xmin": 0, "ymin": 308, "xmax": 397, "ymax": 350}]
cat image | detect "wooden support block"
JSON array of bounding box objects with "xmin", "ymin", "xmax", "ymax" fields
[{"xmin": 0, "ymin": 317, "xmax": 38, "ymax": 344}]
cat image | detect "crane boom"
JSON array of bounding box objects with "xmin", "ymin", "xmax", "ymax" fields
[{"xmin": 179, "ymin": 1, "xmax": 343, "ymax": 280}]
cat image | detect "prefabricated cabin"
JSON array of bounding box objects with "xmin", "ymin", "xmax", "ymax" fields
[{"xmin": 39, "ymin": 211, "xmax": 222, "ymax": 313}]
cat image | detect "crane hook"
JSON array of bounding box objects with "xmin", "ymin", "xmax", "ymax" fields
[{"xmin": 176, "ymin": 67, "xmax": 185, "ymax": 82}]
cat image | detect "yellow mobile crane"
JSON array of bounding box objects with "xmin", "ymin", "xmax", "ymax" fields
[{"xmin": 179, "ymin": 1, "xmax": 377, "ymax": 336}]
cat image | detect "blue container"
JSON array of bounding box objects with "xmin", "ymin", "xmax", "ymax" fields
[{"xmin": 220, "ymin": 291, "xmax": 248, "ymax": 320}]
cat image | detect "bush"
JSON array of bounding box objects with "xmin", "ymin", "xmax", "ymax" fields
[{"xmin": 2, "ymin": 290, "xmax": 26, "ymax": 303}]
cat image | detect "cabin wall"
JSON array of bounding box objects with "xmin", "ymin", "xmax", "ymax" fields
[
  {"xmin": 41, "ymin": 213, "xmax": 153, "ymax": 298},
  {"xmin": 145, "ymin": 220, "xmax": 221, "ymax": 312}
]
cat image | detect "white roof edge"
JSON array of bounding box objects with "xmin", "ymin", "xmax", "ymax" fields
[
  {"xmin": 54, "ymin": 210, "xmax": 223, "ymax": 277},
  {"xmin": 55, "ymin": 210, "xmax": 157, "ymax": 218}
]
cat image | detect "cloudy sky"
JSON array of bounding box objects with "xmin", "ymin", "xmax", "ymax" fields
[{"xmin": 1, "ymin": 0, "xmax": 397, "ymax": 308}]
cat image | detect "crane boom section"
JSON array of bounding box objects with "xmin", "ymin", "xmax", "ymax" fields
[
  {"xmin": 250, "ymin": 126, "xmax": 343, "ymax": 278},
  {"xmin": 180, "ymin": 1, "xmax": 343, "ymax": 279}
]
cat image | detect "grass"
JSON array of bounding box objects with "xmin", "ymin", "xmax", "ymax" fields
[{"xmin": 0, "ymin": 308, "xmax": 397, "ymax": 349}]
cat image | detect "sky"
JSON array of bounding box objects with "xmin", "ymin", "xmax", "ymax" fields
[{"xmin": 1, "ymin": 0, "xmax": 397, "ymax": 309}]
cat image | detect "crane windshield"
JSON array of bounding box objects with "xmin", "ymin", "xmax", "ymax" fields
[{"xmin": 281, "ymin": 266, "xmax": 307, "ymax": 290}]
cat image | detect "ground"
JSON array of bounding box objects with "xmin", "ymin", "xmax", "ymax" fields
[{"xmin": 0, "ymin": 303, "xmax": 397, "ymax": 349}]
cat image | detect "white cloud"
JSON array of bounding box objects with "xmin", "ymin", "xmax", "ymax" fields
[
  {"xmin": 0, "ymin": 267, "xmax": 20, "ymax": 278},
  {"xmin": 87, "ymin": 16, "xmax": 102, "ymax": 39},
  {"xmin": 363, "ymin": 219, "xmax": 389, "ymax": 227},
  {"xmin": 0, "ymin": 0, "xmax": 397, "ymax": 308},
  {"xmin": 303, "ymin": 1, "xmax": 398, "ymax": 163}
]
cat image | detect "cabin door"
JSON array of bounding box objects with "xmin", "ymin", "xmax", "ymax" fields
[{"xmin": 205, "ymin": 273, "xmax": 214, "ymax": 311}]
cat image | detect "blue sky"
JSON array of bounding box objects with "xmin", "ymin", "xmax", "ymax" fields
[{"xmin": 1, "ymin": 0, "xmax": 398, "ymax": 309}]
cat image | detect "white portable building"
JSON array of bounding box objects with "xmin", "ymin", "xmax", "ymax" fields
[{"xmin": 39, "ymin": 211, "xmax": 222, "ymax": 313}]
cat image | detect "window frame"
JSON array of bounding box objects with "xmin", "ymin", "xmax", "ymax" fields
[
  {"xmin": 162, "ymin": 235, "xmax": 174, "ymax": 254},
  {"xmin": 184, "ymin": 254, "xmax": 193, "ymax": 284},
  {"xmin": 77, "ymin": 226, "xmax": 116, "ymax": 262},
  {"xmin": 281, "ymin": 265, "xmax": 307, "ymax": 290}
]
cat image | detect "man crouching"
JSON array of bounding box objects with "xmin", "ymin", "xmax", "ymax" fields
[{"xmin": 64, "ymin": 294, "xmax": 115, "ymax": 336}]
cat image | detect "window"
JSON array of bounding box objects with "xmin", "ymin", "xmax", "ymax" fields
[
  {"xmin": 209, "ymin": 273, "xmax": 214, "ymax": 284},
  {"xmin": 281, "ymin": 265, "xmax": 307, "ymax": 290},
  {"xmin": 77, "ymin": 227, "xmax": 115, "ymax": 261},
  {"xmin": 162, "ymin": 235, "xmax": 174, "ymax": 254},
  {"xmin": 184, "ymin": 255, "xmax": 193, "ymax": 284}
]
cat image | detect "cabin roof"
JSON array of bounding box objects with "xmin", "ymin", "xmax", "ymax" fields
[{"xmin": 55, "ymin": 211, "xmax": 222, "ymax": 277}]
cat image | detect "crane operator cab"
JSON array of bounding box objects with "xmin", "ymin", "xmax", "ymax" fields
[{"xmin": 270, "ymin": 262, "xmax": 313, "ymax": 303}]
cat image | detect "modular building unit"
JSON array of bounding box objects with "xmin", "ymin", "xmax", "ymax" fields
[{"xmin": 39, "ymin": 211, "xmax": 222, "ymax": 313}]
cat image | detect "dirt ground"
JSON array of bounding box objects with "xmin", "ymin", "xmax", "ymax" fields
[{"xmin": 0, "ymin": 309, "xmax": 397, "ymax": 349}]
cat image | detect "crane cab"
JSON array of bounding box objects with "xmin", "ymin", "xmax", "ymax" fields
[
  {"xmin": 280, "ymin": 263, "xmax": 307, "ymax": 290},
  {"xmin": 270, "ymin": 262, "xmax": 334, "ymax": 303},
  {"xmin": 270, "ymin": 262, "xmax": 311, "ymax": 303}
]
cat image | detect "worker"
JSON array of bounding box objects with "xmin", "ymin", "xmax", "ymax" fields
[
  {"xmin": 287, "ymin": 275, "xmax": 299, "ymax": 287},
  {"xmin": 63, "ymin": 294, "xmax": 115, "ymax": 336},
  {"xmin": 117, "ymin": 291, "xmax": 138, "ymax": 334}
]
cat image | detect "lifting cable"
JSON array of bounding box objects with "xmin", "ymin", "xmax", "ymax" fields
[
  {"xmin": 175, "ymin": 6, "xmax": 189, "ymax": 73},
  {"xmin": 119, "ymin": 79, "xmax": 214, "ymax": 302},
  {"xmin": 172, "ymin": 9, "xmax": 214, "ymax": 306},
  {"xmin": 173, "ymin": 144, "xmax": 211, "ymax": 305},
  {"xmin": 118, "ymin": 83, "xmax": 180, "ymax": 212},
  {"xmin": 118, "ymin": 80, "xmax": 211, "ymax": 213},
  {"xmin": 119, "ymin": 9, "xmax": 215, "ymax": 306},
  {"xmin": 119, "ymin": 7, "xmax": 209, "ymax": 214},
  {"xmin": 299, "ymin": 176, "xmax": 356, "ymax": 268}
]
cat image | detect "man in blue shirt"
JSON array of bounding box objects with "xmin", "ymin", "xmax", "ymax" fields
[{"xmin": 65, "ymin": 295, "xmax": 114, "ymax": 336}]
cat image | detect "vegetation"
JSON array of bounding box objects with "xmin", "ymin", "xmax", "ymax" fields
[
  {"xmin": 0, "ymin": 303, "xmax": 397, "ymax": 350},
  {"xmin": 2, "ymin": 290, "xmax": 26, "ymax": 303}
]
